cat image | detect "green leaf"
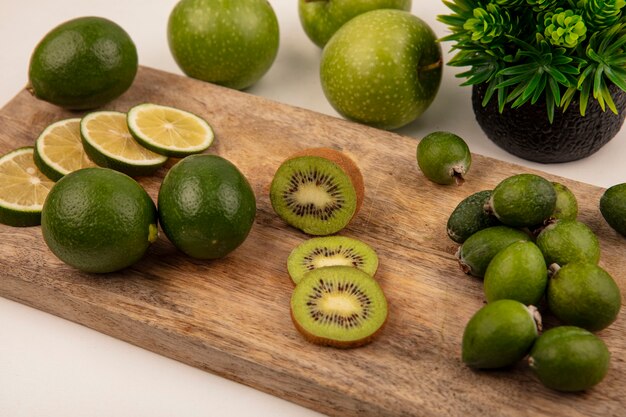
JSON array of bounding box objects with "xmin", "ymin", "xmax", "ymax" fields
[
  {"xmin": 605, "ymin": 67, "xmax": 626, "ymax": 91},
  {"xmin": 531, "ymin": 75, "xmax": 548, "ymax": 104},
  {"xmin": 561, "ymin": 86, "xmax": 577, "ymax": 111},
  {"xmin": 548, "ymin": 76, "xmax": 562, "ymax": 105},
  {"xmin": 546, "ymin": 86, "xmax": 555, "ymax": 124},
  {"xmin": 579, "ymin": 79, "xmax": 592, "ymax": 116}
]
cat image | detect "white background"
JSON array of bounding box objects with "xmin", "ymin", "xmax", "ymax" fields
[{"xmin": 1, "ymin": 1, "xmax": 624, "ymax": 416}]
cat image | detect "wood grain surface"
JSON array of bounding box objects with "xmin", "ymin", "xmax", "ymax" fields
[{"xmin": 1, "ymin": 66, "xmax": 625, "ymax": 417}]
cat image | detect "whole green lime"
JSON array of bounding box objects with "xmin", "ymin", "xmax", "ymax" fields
[
  {"xmin": 158, "ymin": 154, "xmax": 256, "ymax": 259},
  {"xmin": 28, "ymin": 17, "xmax": 138, "ymax": 110},
  {"xmin": 41, "ymin": 167, "xmax": 158, "ymax": 273},
  {"xmin": 167, "ymin": 0, "xmax": 279, "ymax": 90}
]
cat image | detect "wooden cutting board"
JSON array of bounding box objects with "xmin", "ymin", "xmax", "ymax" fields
[{"xmin": 1, "ymin": 66, "xmax": 624, "ymax": 417}]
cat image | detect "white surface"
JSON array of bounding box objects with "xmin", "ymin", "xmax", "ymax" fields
[{"xmin": 1, "ymin": 1, "xmax": 624, "ymax": 417}]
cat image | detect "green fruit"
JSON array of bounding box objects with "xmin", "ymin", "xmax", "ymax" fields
[
  {"xmin": 320, "ymin": 9, "xmax": 442, "ymax": 130},
  {"xmin": 28, "ymin": 17, "xmax": 138, "ymax": 110},
  {"xmin": 547, "ymin": 263, "xmax": 621, "ymax": 332},
  {"xmin": 551, "ymin": 182, "xmax": 578, "ymax": 221},
  {"xmin": 287, "ymin": 236, "xmax": 379, "ymax": 285},
  {"xmin": 484, "ymin": 241, "xmax": 548, "ymax": 305},
  {"xmin": 269, "ymin": 148, "xmax": 364, "ymax": 236},
  {"xmin": 447, "ymin": 190, "xmax": 501, "ymax": 243},
  {"xmin": 417, "ymin": 131, "xmax": 471, "ymax": 185},
  {"xmin": 290, "ymin": 265, "xmax": 388, "ymax": 348},
  {"xmin": 41, "ymin": 167, "xmax": 157, "ymax": 273},
  {"xmin": 600, "ymin": 183, "xmax": 626, "ymax": 237},
  {"xmin": 489, "ymin": 174, "xmax": 556, "ymax": 228},
  {"xmin": 529, "ymin": 326, "xmax": 610, "ymax": 392},
  {"xmin": 456, "ymin": 226, "xmax": 532, "ymax": 278},
  {"xmin": 462, "ymin": 300, "xmax": 540, "ymax": 369},
  {"xmin": 167, "ymin": 0, "xmax": 279, "ymax": 90},
  {"xmin": 536, "ymin": 220, "xmax": 600, "ymax": 266},
  {"xmin": 298, "ymin": 0, "xmax": 411, "ymax": 48},
  {"xmin": 158, "ymin": 154, "xmax": 256, "ymax": 259}
]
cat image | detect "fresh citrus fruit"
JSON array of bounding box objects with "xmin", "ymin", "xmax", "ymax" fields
[
  {"xmin": 33, "ymin": 118, "xmax": 96, "ymax": 181},
  {"xmin": 158, "ymin": 154, "xmax": 256, "ymax": 259},
  {"xmin": 28, "ymin": 16, "xmax": 138, "ymax": 110},
  {"xmin": 127, "ymin": 103, "xmax": 214, "ymax": 157},
  {"xmin": 41, "ymin": 167, "xmax": 158, "ymax": 273},
  {"xmin": 0, "ymin": 147, "xmax": 55, "ymax": 227},
  {"xmin": 80, "ymin": 111, "xmax": 167, "ymax": 176}
]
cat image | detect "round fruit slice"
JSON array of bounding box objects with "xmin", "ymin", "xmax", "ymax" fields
[
  {"xmin": 270, "ymin": 148, "xmax": 364, "ymax": 236},
  {"xmin": 34, "ymin": 118, "xmax": 96, "ymax": 181},
  {"xmin": 0, "ymin": 147, "xmax": 55, "ymax": 227},
  {"xmin": 80, "ymin": 111, "xmax": 167, "ymax": 177},
  {"xmin": 290, "ymin": 265, "xmax": 388, "ymax": 348},
  {"xmin": 127, "ymin": 103, "xmax": 214, "ymax": 157},
  {"xmin": 287, "ymin": 236, "xmax": 379, "ymax": 284}
]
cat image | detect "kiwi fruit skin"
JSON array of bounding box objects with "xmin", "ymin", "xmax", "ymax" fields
[
  {"xmin": 290, "ymin": 265, "xmax": 388, "ymax": 348},
  {"xmin": 270, "ymin": 148, "xmax": 364, "ymax": 235},
  {"xmin": 290, "ymin": 147, "xmax": 364, "ymax": 213},
  {"xmin": 287, "ymin": 236, "xmax": 379, "ymax": 285}
]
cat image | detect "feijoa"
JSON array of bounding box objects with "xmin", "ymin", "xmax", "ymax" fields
[
  {"xmin": 547, "ymin": 263, "xmax": 621, "ymax": 332},
  {"xmin": 484, "ymin": 241, "xmax": 547, "ymax": 305},
  {"xmin": 529, "ymin": 326, "xmax": 610, "ymax": 392},
  {"xmin": 488, "ymin": 174, "xmax": 556, "ymax": 228},
  {"xmin": 416, "ymin": 131, "xmax": 471, "ymax": 185},
  {"xmin": 447, "ymin": 190, "xmax": 501, "ymax": 243},
  {"xmin": 551, "ymin": 182, "xmax": 578, "ymax": 221},
  {"xmin": 462, "ymin": 300, "xmax": 541, "ymax": 369},
  {"xmin": 600, "ymin": 183, "xmax": 626, "ymax": 237},
  {"xmin": 536, "ymin": 220, "xmax": 600, "ymax": 266},
  {"xmin": 456, "ymin": 226, "xmax": 531, "ymax": 278}
]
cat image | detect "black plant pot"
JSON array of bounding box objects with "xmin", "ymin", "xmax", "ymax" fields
[{"xmin": 472, "ymin": 83, "xmax": 626, "ymax": 163}]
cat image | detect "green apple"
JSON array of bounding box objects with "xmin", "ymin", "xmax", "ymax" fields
[
  {"xmin": 298, "ymin": 0, "xmax": 412, "ymax": 48},
  {"xmin": 320, "ymin": 9, "xmax": 442, "ymax": 130},
  {"xmin": 167, "ymin": 0, "xmax": 279, "ymax": 90}
]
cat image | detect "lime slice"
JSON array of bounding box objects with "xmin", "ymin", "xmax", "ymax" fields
[
  {"xmin": 0, "ymin": 147, "xmax": 55, "ymax": 226},
  {"xmin": 127, "ymin": 103, "xmax": 214, "ymax": 157},
  {"xmin": 34, "ymin": 118, "xmax": 97, "ymax": 181},
  {"xmin": 80, "ymin": 111, "xmax": 168, "ymax": 176}
]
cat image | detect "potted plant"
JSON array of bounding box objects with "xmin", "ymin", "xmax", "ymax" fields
[{"xmin": 438, "ymin": 0, "xmax": 626, "ymax": 163}]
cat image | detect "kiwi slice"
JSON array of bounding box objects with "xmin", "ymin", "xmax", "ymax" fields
[
  {"xmin": 290, "ymin": 265, "xmax": 388, "ymax": 348},
  {"xmin": 270, "ymin": 148, "xmax": 364, "ymax": 235},
  {"xmin": 287, "ymin": 236, "xmax": 379, "ymax": 285}
]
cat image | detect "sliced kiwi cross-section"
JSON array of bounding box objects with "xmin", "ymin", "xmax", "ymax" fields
[
  {"xmin": 270, "ymin": 148, "xmax": 364, "ymax": 236},
  {"xmin": 287, "ymin": 236, "xmax": 379, "ymax": 284},
  {"xmin": 290, "ymin": 265, "xmax": 388, "ymax": 348}
]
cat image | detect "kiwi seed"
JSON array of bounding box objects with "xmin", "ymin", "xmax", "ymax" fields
[
  {"xmin": 287, "ymin": 236, "xmax": 379, "ymax": 284},
  {"xmin": 270, "ymin": 148, "xmax": 364, "ymax": 235},
  {"xmin": 290, "ymin": 265, "xmax": 388, "ymax": 348}
]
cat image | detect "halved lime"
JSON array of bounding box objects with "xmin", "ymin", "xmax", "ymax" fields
[
  {"xmin": 127, "ymin": 103, "xmax": 214, "ymax": 157},
  {"xmin": 80, "ymin": 111, "xmax": 168, "ymax": 177},
  {"xmin": 0, "ymin": 147, "xmax": 55, "ymax": 226},
  {"xmin": 34, "ymin": 118, "xmax": 96, "ymax": 181}
]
